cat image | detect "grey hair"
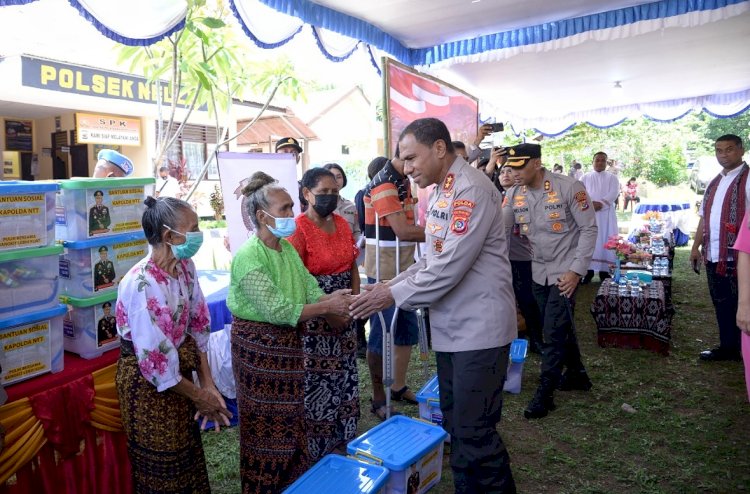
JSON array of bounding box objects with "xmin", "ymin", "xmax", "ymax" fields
[
  {"xmin": 242, "ymin": 171, "xmax": 286, "ymax": 229},
  {"xmin": 142, "ymin": 196, "xmax": 194, "ymax": 245}
]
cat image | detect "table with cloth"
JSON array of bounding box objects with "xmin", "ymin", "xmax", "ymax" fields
[
  {"xmin": 0, "ymin": 350, "xmax": 129, "ymax": 494},
  {"xmin": 591, "ymin": 280, "xmax": 674, "ymax": 356},
  {"xmin": 628, "ymin": 202, "xmax": 693, "ymax": 246}
]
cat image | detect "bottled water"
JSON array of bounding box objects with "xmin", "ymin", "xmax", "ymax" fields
[
  {"xmin": 618, "ymin": 276, "xmax": 629, "ymax": 297},
  {"xmin": 630, "ymin": 281, "xmax": 642, "ymax": 298}
]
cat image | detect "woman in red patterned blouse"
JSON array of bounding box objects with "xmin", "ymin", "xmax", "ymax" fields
[{"xmin": 288, "ymin": 167, "xmax": 360, "ymax": 460}]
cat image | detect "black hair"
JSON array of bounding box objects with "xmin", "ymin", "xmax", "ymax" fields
[
  {"xmin": 94, "ymin": 190, "xmax": 104, "ymax": 197},
  {"xmin": 322, "ymin": 163, "xmax": 347, "ymax": 188},
  {"xmin": 367, "ymin": 157, "xmax": 388, "ymax": 180},
  {"xmin": 593, "ymin": 151, "xmax": 607, "ymax": 158},
  {"xmin": 716, "ymin": 134, "xmax": 743, "ymax": 147},
  {"xmin": 477, "ymin": 157, "xmax": 490, "ymax": 169},
  {"xmin": 300, "ymin": 167, "xmax": 336, "ymax": 193},
  {"xmin": 142, "ymin": 196, "xmax": 194, "ymax": 246},
  {"xmin": 452, "ymin": 141, "xmax": 466, "ymax": 150},
  {"xmin": 158, "ymin": 166, "xmax": 169, "ymax": 173},
  {"xmin": 241, "ymin": 171, "xmax": 286, "ymax": 229},
  {"xmin": 628, "ymin": 176, "xmax": 637, "ymax": 183},
  {"xmin": 398, "ymin": 118, "xmax": 455, "ymax": 154}
]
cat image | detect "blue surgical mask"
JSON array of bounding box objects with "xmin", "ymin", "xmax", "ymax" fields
[
  {"xmin": 166, "ymin": 226, "xmax": 204, "ymax": 259},
  {"xmin": 263, "ymin": 211, "xmax": 297, "ymax": 238}
]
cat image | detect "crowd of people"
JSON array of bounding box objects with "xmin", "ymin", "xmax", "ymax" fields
[{"xmin": 108, "ymin": 120, "xmax": 749, "ymax": 493}]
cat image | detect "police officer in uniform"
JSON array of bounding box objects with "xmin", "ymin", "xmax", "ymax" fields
[
  {"xmin": 94, "ymin": 245, "xmax": 116, "ymax": 290},
  {"xmin": 503, "ymin": 143, "xmax": 597, "ymax": 419},
  {"xmin": 89, "ymin": 190, "xmax": 111, "ymax": 235},
  {"xmin": 97, "ymin": 301, "xmax": 117, "ymax": 345},
  {"xmin": 351, "ymin": 118, "xmax": 517, "ymax": 493}
]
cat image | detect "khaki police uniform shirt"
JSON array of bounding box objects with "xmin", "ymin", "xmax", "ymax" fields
[
  {"xmin": 390, "ymin": 157, "xmax": 517, "ymax": 353},
  {"xmin": 502, "ymin": 168, "xmax": 597, "ymax": 285}
]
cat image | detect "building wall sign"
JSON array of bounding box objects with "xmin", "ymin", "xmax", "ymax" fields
[
  {"xmin": 76, "ymin": 113, "xmax": 142, "ymax": 146},
  {"xmin": 21, "ymin": 56, "xmax": 189, "ymax": 107}
]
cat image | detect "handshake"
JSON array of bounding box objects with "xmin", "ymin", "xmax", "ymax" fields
[{"xmin": 321, "ymin": 283, "xmax": 396, "ymax": 328}]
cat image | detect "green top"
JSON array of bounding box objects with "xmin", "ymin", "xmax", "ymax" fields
[{"xmin": 227, "ymin": 236, "xmax": 324, "ymax": 327}]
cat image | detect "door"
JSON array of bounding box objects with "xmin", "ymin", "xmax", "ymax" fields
[
  {"xmin": 51, "ymin": 131, "xmax": 68, "ymax": 179},
  {"xmin": 70, "ymin": 145, "xmax": 89, "ymax": 177}
]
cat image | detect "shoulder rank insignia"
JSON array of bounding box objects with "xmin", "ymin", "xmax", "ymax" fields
[
  {"xmin": 434, "ymin": 239, "xmax": 444, "ymax": 253},
  {"xmin": 436, "ymin": 200, "xmax": 449, "ymax": 209},
  {"xmin": 443, "ymin": 173, "xmax": 455, "ymax": 197}
]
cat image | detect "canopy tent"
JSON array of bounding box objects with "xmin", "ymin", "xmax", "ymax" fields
[{"xmin": 2, "ymin": 0, "xmax": 749, "ymax": 135}]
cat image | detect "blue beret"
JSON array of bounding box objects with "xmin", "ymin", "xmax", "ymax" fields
[{"xmin": 97, "ymin": 149, "xmax": 133, "ymax": 176}]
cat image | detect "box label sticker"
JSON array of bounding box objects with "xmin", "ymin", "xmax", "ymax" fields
[
  {"xmin": 91, "ymin": 238, "xmax": 147, "ymax": 292},
  {"xmin": 0, "ymin": 193, "xmax": 48, "ymax": 249},
  {"xmin": 86, "ymin": 187, "xmax": 144, "ymax": 238},
  {"xmin": 0, "ymin": 319, "xmax": 51, "ymax": 385}
]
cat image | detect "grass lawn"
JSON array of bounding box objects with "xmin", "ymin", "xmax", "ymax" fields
[{"xmin": 203, "ymin": 247, "xmax": 750, "ymax": 493}]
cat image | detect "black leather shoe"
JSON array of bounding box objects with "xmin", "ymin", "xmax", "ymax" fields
[
  {"xmin": 598, "ymin": 271, "xmax": 611, "ymax": 282},
  {"xmin": 558, "ymin": 370, "xmax": 593, "ymax": 391},
  {"xmin": 524, "ymin": 388, "xmax": 556, "ymax": 419},
  {"xmin": 699, "ymin": 347, "xmax": 742, "ymax": 362},
  {"xmin": 580, "ymin": 270, "xmax": 595, "ymax": 285}
]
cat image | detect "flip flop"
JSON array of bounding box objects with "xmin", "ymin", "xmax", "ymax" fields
[
  {"xmin": 370, "ymin": 401, "xmax": 401, "ymax": 421},
  {"xmin": 391, "ymin": 386, "xmax": 418, "ymax": 405}
]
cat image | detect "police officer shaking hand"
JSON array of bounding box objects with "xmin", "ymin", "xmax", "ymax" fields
[{"xmin": 351, "ymin": 118, "xmax": 518, "ymax": 494}]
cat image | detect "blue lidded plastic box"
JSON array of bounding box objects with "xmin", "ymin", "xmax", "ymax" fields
[
  {"xmin": 0, "ymin": 180, "xmax": 58, "ymax": 252},
  {"xmin": 347, "ymin": 416, "xmax": 447, "ymax": 494},
  {"xmin": 55, "ymin": 177, "xmax": 155, "ymax": 242},
  {"xmin": 0, "ymin": 245, "xmax": 62, "ymax": 319},
  {"xmin": 60, "ymin": 232, "xmax": 148, "ymax": 298},
  {"xmin": 415, "ymin": 375, "xmax": 442, "ymax": 428},
  {"xmin": 505, "ymin": 338, "xmax": 528, "ymax": 394},
  {"xmin": 0, "ymin": 304, "xmax": 66, "ymax": 385},
  {"xmin": 283, "ymin": 454, "xmax": 389, "ymax": 494}
]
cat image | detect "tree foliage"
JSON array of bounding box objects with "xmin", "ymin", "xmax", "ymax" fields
[{"xmin": 519, "ymin": 111, "xmax": 749, "ymax": 185}]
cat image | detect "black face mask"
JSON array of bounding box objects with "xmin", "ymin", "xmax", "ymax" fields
[{"xmin": 312, "ymin": 193, "xmax": 338, "ymax": 217}]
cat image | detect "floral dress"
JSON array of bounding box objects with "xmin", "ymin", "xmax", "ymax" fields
[{"xmin": 114, "ymin": 255, "xmax": 212, "ymax": 493}]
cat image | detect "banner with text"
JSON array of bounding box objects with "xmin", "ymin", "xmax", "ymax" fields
[{"xmin": 76, "ymin": 112, "xmax": 142, "ymax": 146}]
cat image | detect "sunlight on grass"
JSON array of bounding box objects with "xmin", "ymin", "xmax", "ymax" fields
[{"xmin": 203, "ymin": 247, "xmax": 750, "ymax": 493}]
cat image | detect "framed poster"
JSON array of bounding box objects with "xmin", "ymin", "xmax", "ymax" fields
[
  {"xmin": 4, "ymin": 120, "xmax": 33, "ymax": 152},
  {"xmin": 216, "ymin": 152, "xmax": 299, "ymax": 257},
  {"xmin": 2, "ymin": 151, "xmax": 21, "ymax": 179}
]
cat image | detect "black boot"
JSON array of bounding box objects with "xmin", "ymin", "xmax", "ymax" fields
[
  {"xmin": 524, "ymin": 385, "xmax": 556, "ymax": 419},
  {"xmin": 580, "ymin": 270, "xmax": 594, "ymax": 285},
  {"xmin": 558, "ymin": 369, "xmax": 593, "ymax": 391},
  {"xmin": 598, "ymin": 271, "xmax": 611, "ymax": 282}
]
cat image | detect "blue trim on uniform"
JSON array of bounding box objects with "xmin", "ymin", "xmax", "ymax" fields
[{"xmin": 66, "ymin": 0, "xmax": 186, "ymax": 46}]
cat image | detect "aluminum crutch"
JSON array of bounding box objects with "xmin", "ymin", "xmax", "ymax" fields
[
  {"xmin": 413, "ymin": 239, "xmax": 430, "ymax": 380},
  {"xmin": 374, "ymin": 213, "xmax": 397, "ymax": 420}
]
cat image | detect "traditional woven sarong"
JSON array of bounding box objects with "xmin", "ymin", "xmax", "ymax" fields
[
  {"xmin": 303, "ymin": 271, "xmax": 360, "ymax": 461},
  {"xmin": 116, "ymin": 337, "xmax": 210, "ymax": 494},
  {"xmin": 232, "ymin": 317, "xmax": 309, "ymax": 493}
]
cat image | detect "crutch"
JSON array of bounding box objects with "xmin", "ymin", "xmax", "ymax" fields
[
  {"xmin": 413, "ymin": 221, "xmax": 431, "ymax": 380},
  {"xmin": 374, "ymin": 213, "xmax": 398, "ymax": 420}
]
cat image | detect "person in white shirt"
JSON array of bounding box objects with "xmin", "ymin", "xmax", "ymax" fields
[
  {"xmin": 580, "ymin": 152, "xmax": 621, "ymax": 283},
  {"xmin": 691, "ymin": 134, "xmax": 749, "ymax": 362},
  {"xmin": 155, "ymin": 166, "xmax": 181, "ymax": 198}
]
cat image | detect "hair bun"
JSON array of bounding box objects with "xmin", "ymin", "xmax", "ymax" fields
[
  {"xmin": 144, "ymin": 196, "xmax": 158, "ymax": 208},
  {"xmin": 242, "ymin": 171, "xmax": 277, "ymax": 197}
]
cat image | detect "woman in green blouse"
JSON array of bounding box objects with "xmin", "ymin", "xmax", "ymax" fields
[{"xmin": 227, "ymin": 171, "xmax": 351, "ymax": 493}]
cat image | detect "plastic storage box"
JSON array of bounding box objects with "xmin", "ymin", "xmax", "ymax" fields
[
  {"xmin": 347, "ymin": 416, "xmax": 447, "ymax": 494},
  {"xmin": 0, "ymin": 304, "xmax": 66, "ymax": 386},
  {"xmin": 55, "ymin": 177, "xmax": 155, "ymax": 241},
  {"xmin": 59, "ymin": 232, "xmax": 148, "ymax": 298},
  {"xmin": 416, "ymin": 375, "xmax": 442, "ymax": 427},
  {"xmin": 504, "ymin": 338, "xmax": 528, "ymax": 394},
  {"xmin": 283, "ymin": 454, "xmax": 390, "ymax": 494},
  {"xmin": 0, "ymin": 245, "xmax": 63, "ymax": 319},
  {"xmin": 0, "ymin": 180, "xmax": 58, "ymax": 252},
  {"xmin": 61, "ymin": 292, "xmax": 120, "ymax": 359}
]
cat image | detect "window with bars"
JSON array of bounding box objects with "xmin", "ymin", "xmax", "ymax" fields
[{"xmin": 156, "ymin": 121, "xmax": 225, "ymax": 180}]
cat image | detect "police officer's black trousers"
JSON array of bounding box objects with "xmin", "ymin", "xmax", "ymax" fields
[
  {"xmin": 436, "ymin": 346, "xmax": 516, "ymax": 494},
  {"xmin": 532, "ymin": 282, "xmax": 586, "ymax": 390},
  {"xmin": 510, "ymin": 260, "xmax": 543, "ymax": 347}
]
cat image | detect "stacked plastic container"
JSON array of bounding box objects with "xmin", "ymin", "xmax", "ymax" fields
[
  {"xmin": 0, "ymin": 181, "xmax": 66, "ymax": 385},
  {"xmin": 283, "ymin": 454, "xmax": 390, "ymax": 494},
  {"xmin": 56, "ymin": 177, "xmax": 153, "ymax": 359}
]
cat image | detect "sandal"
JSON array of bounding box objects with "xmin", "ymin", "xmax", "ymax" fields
[
  {"xmin": 391, "ymin": 386, "xmax": 418, "ymax": 405},
  {"xmin": 370, "ymin": 400, "xmax": 401, "ymax": 421}
]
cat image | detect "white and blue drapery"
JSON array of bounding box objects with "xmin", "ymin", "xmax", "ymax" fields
[{"xmin": 2, "ymin": 0, "xmax": 749, "ymax": 134}]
